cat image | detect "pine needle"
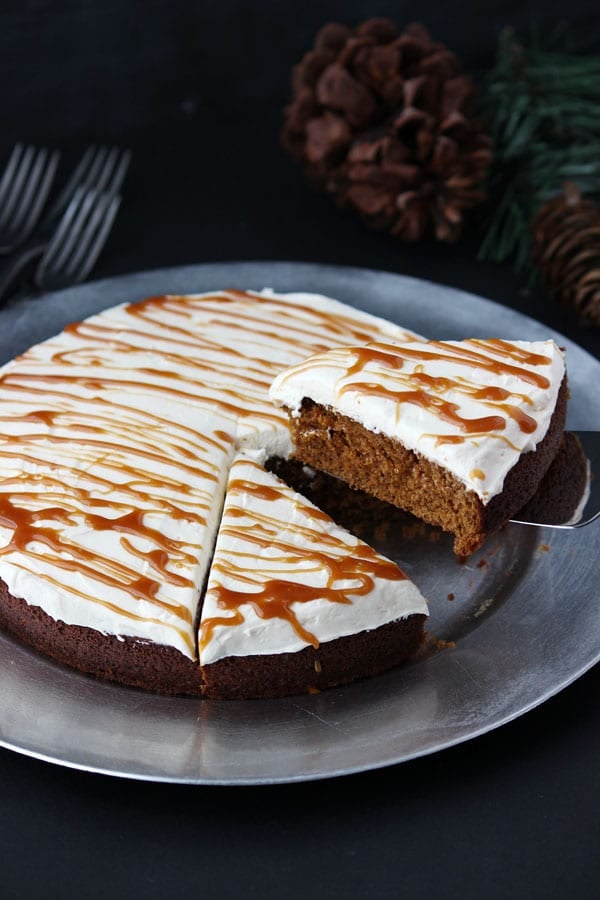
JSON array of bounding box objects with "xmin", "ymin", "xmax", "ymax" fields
[{"xmin": 479, "ymin": 28, "xmax": 600, "ymax": 266}]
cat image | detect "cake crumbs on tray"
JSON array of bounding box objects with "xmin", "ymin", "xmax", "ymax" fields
[
  {"xmin": 422, "ymin": 633, "xmax": 456, "ymax": 654},
  {"xmin": 435, "ymin": 639, "xmax": 456, "ymax": 652}
]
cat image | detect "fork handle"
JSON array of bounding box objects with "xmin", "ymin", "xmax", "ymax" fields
[{"xmin": 0, "ymin": 240, "xmax": 47, "ymax": 305}]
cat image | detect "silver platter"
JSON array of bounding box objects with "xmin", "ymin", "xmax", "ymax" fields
[{"xmin": 1, "ymin": 261, "xmax": 599, "ymax": 784}]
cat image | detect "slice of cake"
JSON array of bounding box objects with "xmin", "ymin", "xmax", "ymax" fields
[
  {"xmin": 270, "ymin": 338, "xmax": 568, "ymax": 556},
  {"xmin": 0, "ymin": 383, "xmax": 234, "ymax": 695},
  {"xmin": 199, "ymin": 452, "xmax": 428, "ymax": 699}
]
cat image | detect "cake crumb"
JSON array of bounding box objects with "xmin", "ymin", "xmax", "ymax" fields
[
  {"xmin": 436, "ymin": 639, "xmax": 456, "ymax": 651},
  {"xmin": 538, "ymin": 543, "xmax": 551, "ymax": 553},
  {"xmin": 447, "ymin": 592, "xmax": 455, "ymax": 601}
]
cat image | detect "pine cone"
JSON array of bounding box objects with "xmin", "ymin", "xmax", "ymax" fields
[
  {"xmin": 532, "ymin": 184, "xmax": 600, "ymax": 327},
  {"xmin": 282, "ymin": 19, "xmax": 492, "ymax": 242}
]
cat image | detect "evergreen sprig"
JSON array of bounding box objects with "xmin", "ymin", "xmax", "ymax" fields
[{"xmin": 479, "ymin": 29, "xmax": 600, "ymax": 267}]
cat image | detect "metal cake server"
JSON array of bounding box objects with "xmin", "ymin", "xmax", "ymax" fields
[{"xmin": 509, "ymin": 430, "xmax": 599, "ymax": 529}]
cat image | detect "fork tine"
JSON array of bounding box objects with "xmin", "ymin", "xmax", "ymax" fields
[
  {"xmin": 65, "ymin": 193, "xmax": 121, "ymax": 283},
  {"xmin": 104, "ymin": 148, "xmax": 131, "ymax": 197},
  {"xmin": 79, "ymin": 147, "xmax": 131, "ymax": 194},
  {"xmin": 79, "ymin": 145, "xmax": 110, "ymax": 191},
  {"xmin": 0, "ymin": 146, "xmax": 61, "ymax": 252},
  {"xmin": 37, "ymin": 187, "xmax": 95, "ymax": 280},
  {"xmin": 41, "ymin": 145, "xmax": 99, "ymax": 224},
  {"xmin": 16, "ymin": 150, "xmax": 61, "ymax": 239},
  {"xmin": 40, "ymin": 145, "xmax": 130, "ymax": 229},
  {"xmin": 9, "ymin": 149, "xmax": 47, "ymax": 231},
  {"xmin": 4, "ymin": 146, "xmax": 36, "ymax": 223},
  {"xmin": 11, "ymin": 149, "xmax": 60, "ymax": 235},
  {"xmin": 0, "ymin": 145, "xmax": 35, "ymax": 227},
  {"xmin": 34, "ymin": 187, "xmax": 121, "ymax": 290},
  {"xmin": 0, "ymin": 145, "xmax": 24, "ymax": 209}
]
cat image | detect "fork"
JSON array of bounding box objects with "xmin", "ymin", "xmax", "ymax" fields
[
  {"xmin": 39, "ymin": 144, "xmax": 130, "ymax": 232},
  {"xmin": 35, "ymin": 186, "xmax": 122, "ymax": 292},
  {"xmin": 0, "ymin": 145, "xmax": 130, "ymax": 301},
  {"xmin": 0, "ymin": 144, "xmax": 61, "ymax": 253},
  {"xmin": 0, "ymin": 186, "xmax": 122, "ymax": 302}
]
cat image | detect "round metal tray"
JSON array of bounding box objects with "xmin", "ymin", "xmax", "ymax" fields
[{"xmin": 1, "ymin": 261, "xmax": 599, "ymax": 784}]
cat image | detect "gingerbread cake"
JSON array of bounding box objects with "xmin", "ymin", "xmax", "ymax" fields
[
  {"xmin": 269, "ymin": 338, "xmax": 568, "ymax": 556},
  {"xmin": 0, "ymin": 288, "xmax": 426, "ymax": 698}
]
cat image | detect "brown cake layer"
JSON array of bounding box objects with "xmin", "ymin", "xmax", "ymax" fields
[
  {"xmin": 270, "ymin": 428, "xmax": 589, "ymax": 539},
  {"xmin": 0, "ymin": 574, "xmax": 425, "ymax": 700},
  {"xmin": 289, "ymin": 377, "xmax": 569, "ymax": 557},
  {"xmin": 201, "ymin": 616, "xmax": 426, "ymax": 700},
  {"xmin": 0, "ymin": 579, "xmax": 203, "ymax": 696},
  {"xmin": 266, "ymin": 455, "xmax": 421, "ymax": 544}
]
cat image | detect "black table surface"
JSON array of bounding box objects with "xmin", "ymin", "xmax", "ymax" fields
[{"xmin": 1, "ymin": 3, "xmax": 599, "ymax": 898}]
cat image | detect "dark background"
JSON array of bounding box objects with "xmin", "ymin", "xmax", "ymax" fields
[{"xmin": 1, "ymin": 2, "xmax": 600, "ymax": 898}]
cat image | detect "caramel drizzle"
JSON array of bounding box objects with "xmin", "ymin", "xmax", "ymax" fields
[
  {"xmin": 199, "ymin": 460, "xmax": 407, "ymax": 651},
  {"xmin": 127, "ymin": 290, "xmax": 404, "ymax": 362},
  {"xmin": 0, "ymin": 500, "xmax": 193, "ymax": 601},
  {"xmin": 62, "ymin": 320, "xmax": 277, "ymax": 390},
  {"xmin": 0, "ymin": 419, "xmax": 225, "ymax": 650},
  {"xmin": 1, "ymin": 389, "xmax": 233, "ymax": 472},
  {"xmin": 205, "ymin": 289, "xmax": 416, "ymax": 345},
  {"xmin": 1, "ymin": 370, "xmax": 266, "ymax": 426},
  {"xmin": 0, "ymin": 291, "xmax": 409, "ymax": 641},
  {"xmin": 333, "ymin": 338, "xmax": 553, "ymax": 437},
  {"xmin": 344, "ymin": 340, "xmax": 552, "ymax": 388}
]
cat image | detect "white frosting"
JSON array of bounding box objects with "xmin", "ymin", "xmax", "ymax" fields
[
  {"xmin": 200, "ymin": 451, "xmax": 428, "ymax": 664},
  {"xmin": 270, "ymin": 338, "xmax": 566, "ymax": 502},
  {"xmin": 0, "ymin": 289, "xmax": 419, "ymax": 659}
]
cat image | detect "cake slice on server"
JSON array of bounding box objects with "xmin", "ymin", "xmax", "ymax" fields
[
  {"xmin": 270, "ymin": 338, "xmax": 568, "ymax": 557},
  {"xmin": 199, "ymin": 451, "xmax": 428, "ymax": 699}
]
